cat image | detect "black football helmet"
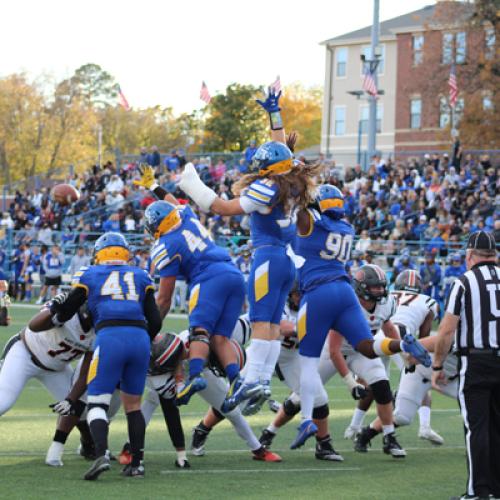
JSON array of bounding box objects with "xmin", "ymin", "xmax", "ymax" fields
[
  {"xmin": 149, "ymin": 332, "xmax": 185, "ymax": 375},
  {"xmin": 287, "ymin": 281, "xmax": 301, "ymax": 312},
  {"xmin": 394, "ymin": 269, "xmax": 422, "ymax": 294},
  {"xmin": 353, "ymin": 264, "xmax": 388, "ymax": 303}
]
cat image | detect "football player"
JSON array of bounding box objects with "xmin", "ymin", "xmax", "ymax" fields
[
  {"xmin": 290, "ymin": 185, "xmax": 430, "ymax": 450},
  {"xmin": 48, "ymin": 232, "xmax": 162, "ymax": 480},
  {"xmin": 359, "ymin": 270, "xmax": 449, "ymax": 445},
  {"xmin": 0, "ymin": 294, "xmax": 95, "ymax": 464},
  {"xmin": 343, "ymin": 264, "xmax": 401, "ymax": 440},
  {"xmin": 258, "ymin": 285, "xmax": 344, "ymax": 461}
]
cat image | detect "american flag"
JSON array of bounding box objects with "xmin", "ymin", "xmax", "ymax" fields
[
  {"xmin": 200, "ymin": 81, "xmax": 211, "ymax": 104},
  {"xmin": 117, "ymin": 86, "xmax": 130, "ymax": 111},
  {"xmin": 448, "ymin": 64, "xmax": 458, "ymax": 108},
  {"xmin": 362, "ymin": 66, "xmax": 378, "ymax": 97},
  {"xmin": 270, "ymin": 75, "xmax": 281, "ymax": 93}
]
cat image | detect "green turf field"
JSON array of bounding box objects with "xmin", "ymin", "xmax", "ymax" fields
[{"xmin": 0, "ymin": 305, "xmax": 466, "ymax": 499}]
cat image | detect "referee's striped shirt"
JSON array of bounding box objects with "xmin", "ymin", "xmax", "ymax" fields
[{"xmin": 446, "ymin": 263, "xmax": 500, "ymax": 350}]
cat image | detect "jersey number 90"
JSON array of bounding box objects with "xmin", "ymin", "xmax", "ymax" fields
[{"xmin": 320, "ymin": 233, "xmax": 353, "ymax": 262}]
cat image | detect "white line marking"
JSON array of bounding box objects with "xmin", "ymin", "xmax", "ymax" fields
[{"xmin": 160, "ymin": 467, "xmax": 361, "ymax": 475}]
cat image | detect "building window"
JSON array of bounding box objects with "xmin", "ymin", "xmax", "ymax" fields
[
  {"xmin": 412, "ymin": 34, "xmax": 424, "ymax": 65},
  {"xmin": 360, "ymin": 104, "xmax": 382, "ymax": 133},
  {"xmin": 361, "ymin": 44, "xmax": 385, "ymax": 74},
  {"xmin": 410, "ymin": 98, "xmax": 421, "ymax": 129},
  {"xmin": 336, "ymin": 47, "xmax": 347, "ymax": 77},
  {"xmin": 439, "ymin": 96, "xmax": 450, "ymax": 128},
  {"xmin": 485, "ymin": 28, "xmax": 495, "ymax": 60},
  {"xmin": 483, "ymin": 94, "xmax": 493, "ymax": 111},
  {"xmin": 456, "ymin": 32, "xmax": 466, "ymax": 64},
  {"xmin": 455, "ymin": 97, "xmax": 464, "ymax": 124},
  {"xmin": 442, "ymin": 33, "xmax": 454, "ymax": 64},
  {"xmin": 334, "ymin": 106, "xmax": 346, "ymax": 135}
]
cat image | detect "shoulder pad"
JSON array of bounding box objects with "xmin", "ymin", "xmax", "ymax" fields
[
  {"xmin": 151, "ymin": 242, "xmax": 170, "ymax": 271},
  {"xmin": 244, "ymin": 179, "xmax": 279, "ymax": 206}
]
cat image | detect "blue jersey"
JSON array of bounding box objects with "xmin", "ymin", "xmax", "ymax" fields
[
  {"xmin": 151, "ymin": 205, "xmax": 237, "ymax": 284},
  {"xmin": 71, "ymin": 264, "xmax": 154, "ymax": 326},
  {"xmin": 235, "ymin": 256, "xmax": 252, "ymax": 275},
  {"xmin": 295, "ymin": 209, "xmax": 353, "ymax": 292},
  {"xmin": 241, "ymin": 179, "xmax": 295, "ymax": 248}
]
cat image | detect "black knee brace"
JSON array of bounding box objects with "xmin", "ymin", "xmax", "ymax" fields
[
  {"xmin": 189, "ymin": 327, "xmax": 210, "ymax": 345},
  {"xmin": 370, "ymin": 380, "xmax": 392, "ymax": 405},
  {"xmin": 283, "ymin": 397, "xmax": 301, "ymax": 417},
  {"xmin": 312, "ymin": 404, "xmax": 329, "ymax": 420},
  {"xmin": 87, "ymin": 402, "xmax": 109, "ymax": 412}
]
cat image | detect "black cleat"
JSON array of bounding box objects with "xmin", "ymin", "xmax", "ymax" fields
[
  {"xmin": 122, "ymin": 461, "xmax": 145, "ymax": 478},
  {"xmin": 315, "ymin": 436, "xmax": 344, "ymax": 461},
  {"xmin": 78, "ymin": 441, "xmax": 96, "ymax": 461},
  {"xmin": 354, "ymin": 426, "xmax": 376, "ymax": 453},
  {"xmin": 259, "ymin": 429, "xmax": 276, "ymax": 448},
  {"xmin": 175, "ymin": 458, "xmax": 191, "ymax": 468},
  {"xmin": 191, "ymin": 423, "xmax": 211, "ymax": 456},
  {"xmin": 383, "ymin": 432, "xmax": 406, "ymax": 458},
  {"xmin": 83, "ymin": 455, "xmax": 111, "ymax": 480}
]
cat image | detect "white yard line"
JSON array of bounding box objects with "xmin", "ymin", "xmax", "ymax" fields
[{"xmin": 160, "ymin": 467, "xmax": 362, "ymax": 474}]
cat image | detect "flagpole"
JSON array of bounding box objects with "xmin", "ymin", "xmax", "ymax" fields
[{"xmin": 367, "ymin": 0, "xmax": 380, "ymax": 170}]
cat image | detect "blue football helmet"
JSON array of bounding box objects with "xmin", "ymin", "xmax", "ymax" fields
[
  {"xmin": 145, "ymin": 201, "xmax": 181, "ymax": 239},
  {"xmin": 94, "ymin": 232, "xmax": 130, "ymax": 264},
  {"xmin": 315, "ymin": 184, "xmax": 345, "ymax": 219},
  {"xmin": 250, "ymin": 141, "xmax": 294, "ymax": 176}
]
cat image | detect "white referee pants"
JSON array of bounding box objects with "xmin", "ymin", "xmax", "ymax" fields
[{"xmin": 0, "ymin": 340, "xmax": 73, "ymax": 416}]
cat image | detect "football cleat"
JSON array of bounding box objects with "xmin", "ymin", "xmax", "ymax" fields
[
  {"xmin": 259, "ymin": 429, "xmax": 276, "ymax": 448},
  {"xmin": 418, "ymin": 426, "xmax": 444, "ymax": 445},
  {"xmin": 315, "ymin": 437, "xmax": 344, "ymax": 462},
  {"xmin": 84, "ymin": 454, "xmax": 111, "ymax": 480},
  {"xmin": 221, "ymin": 380, "xmax": 263, "ymax": 414},
  {"xmin": 176, "ymin": 376, "xmax": 207, "ymax": 406},
  {"xmin": 78, "ymin": 441, "xmax": 96, "ymax": 461},
  {"xmin": 354, "ymin": 426, "xmax": 375, "ymax": 453},
  {"xmin": 344, "ymin": 424, "xmax": 360, "ymax": 440},
  {"xmin": 252, "ymin": 447, "xmax": 282, "ymax": 462},
  {"xmin": 191, "ymin": 423, "xmax": 211, "ymax": 456},
  {"xmin": 175, "ymin": 458, "xmax": 191, "ymax": 468},
  {"xmin": 118, "ymin": 443, "xmax": 132, "ymax": 465},
  {"xmin": 290, "ymin": 419, "xmax": 318, "ymax": 450},
  {"xmin": 383, "ymin": 432, "xmax": 406, "ymax": 458},
  {"xmin": 401, "ymin": 333, "xmax": 432, "ymax": 368},
  {"xmin": 267, "ymin": 399, "xmax": 281, "ymax": 413},
  {"xmin": 45, "ymin": 441, "xmax": 64, "ymax": 467},
  {"xmin": 122, "ymin": 461, "xmax": 145, "ymax": 478},
  {"xmin": 241, "ymin": 382, "xmax": 271, "ymax": 416}
]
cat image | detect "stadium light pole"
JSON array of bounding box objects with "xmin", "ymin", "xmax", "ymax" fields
[
  {"xmin": 367, "ymin": 0, "xmax": 380, "ymax": 166},
  {"xmin": 347, "ymin": 91, "xmax": 364, "ymax": 165}
]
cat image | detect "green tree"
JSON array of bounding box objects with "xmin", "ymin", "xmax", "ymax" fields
[
  {"xmin": 203, "ymin": 83, "xmax": 268, "ymax": 151},
  {"xmin": 71, "ymin": 63, "xmax": 119, "ymax": 108}
]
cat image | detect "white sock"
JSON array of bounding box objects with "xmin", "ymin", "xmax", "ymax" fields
[
  {"xmin": 299, "ymin": 355, "xmax": 324, "ymax": 421},
  {"xmin": 418, "ymin": 406, "xmax": 431, "ymax": 428},
  {"xmin": 350, "ymin": 408, "xmax": 366, "ymax": 429},
  {"xmin": 382, "ymin": 424, "xmax": 395, "ymax": 436},
  {"xmin": 226, "ymin": 410, "xmax": 261, "ymax": 450},
  {"xmin": 243, "ymin": 339, "xmax": 270, "ymax": 384},
  {"xmin": 267, "ymin": 423, "xmax": 279, "ymax": 434},
  {"xmin": 260, "ymin": 340, "xmax": 281, "ymax": 383}
]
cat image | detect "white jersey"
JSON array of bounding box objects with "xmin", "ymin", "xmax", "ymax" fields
[
  {"xmin": 278, "ymin": 305, "xmax": 299, "ymax": 365},
  {"xmin": 341, "ymin": 294, "xmax": 396, "ymax": 356},
  {"xmin": 23, "ymin": 313, "xmax": 95, "ymax": 371},
  {"xmin": 391, "ymin": 291, "xmax": 438, "ymax": 337}
]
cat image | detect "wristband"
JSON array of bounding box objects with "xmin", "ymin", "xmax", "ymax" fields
[
  {"xmin": 269, "ymin": 111, "xmax": 283, "ymax": 130},
  {"xmin": 150, "ymin": 182, "xmax": 160, "ymax": 192},
  {"xmin": 432, "ymin": 366, "xmax": 443, "ymax": 371}
]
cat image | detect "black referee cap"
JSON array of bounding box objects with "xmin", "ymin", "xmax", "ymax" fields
[{"xmin": 466, "ymin": 231, "xmax": 496, "ymax": 251}]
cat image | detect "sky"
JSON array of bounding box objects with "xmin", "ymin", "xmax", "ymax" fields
[{"xmin": 2, "ymin": 0, "xmax": 433, "ymax": 114}]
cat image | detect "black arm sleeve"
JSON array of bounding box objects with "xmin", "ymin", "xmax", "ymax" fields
[
  {"xmin": 144, "ymin": 288, "xmax": 162, "ymax": 340},
  {"xmin": 152, "ymin": 186, "xmax": 168, "ymax": 200},
  {"xmin": 54, "ymin": 287, "xmax": 87, "ymax": 322},
  {"xmin": 159, "ymin": 397, "xmax": 185, "ymax": 449}
]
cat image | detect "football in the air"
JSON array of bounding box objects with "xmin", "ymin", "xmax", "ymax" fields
[{"xmin": 51, "ymin": 183, "xmax": 80, "ymax": 206}]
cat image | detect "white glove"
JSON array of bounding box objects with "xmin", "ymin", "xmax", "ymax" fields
[
  {"xmin": 178, "ymin": 163, "xmax": 217, "ymax": 212},
  {"xmin": 49, "ymin": 398, "xmax": 74, "ymax": 416},
  {"xmin": 342, "ymin": 372, "xmax": 369, "ymax": 401}
]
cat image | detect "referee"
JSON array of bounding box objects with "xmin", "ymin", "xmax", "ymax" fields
[{"xmin": 432, "ymin": 231, "xmax": 499, "ymax": 500}]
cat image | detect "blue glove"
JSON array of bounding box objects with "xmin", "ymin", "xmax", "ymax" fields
[{"xmin": 256, "ymin": 87, "xmax": 282, "ymax": 113}]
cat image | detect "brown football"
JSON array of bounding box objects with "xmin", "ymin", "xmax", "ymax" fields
[{"xmin": 51, "ymin": 183, "xmax": 80, "ymax": 206}]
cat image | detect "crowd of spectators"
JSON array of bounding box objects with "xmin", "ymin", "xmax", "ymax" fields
[{"xmin": 0, "ymin": 143, "xmax": 498, "ymax": 304}]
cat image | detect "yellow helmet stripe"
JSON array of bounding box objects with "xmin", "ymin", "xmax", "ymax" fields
[
  {"xmin": 319, "ymin": 198, "xmax": 344, "ymax": 211},
  {"xmin": 259, "ymin": 158, "xmax": 293, "ymax": 177},
  {"xmin": 155, "ymin": 209, "xmax": 181, "ymax": 238},
  {"xmin": 95, "ymin": 246, "xmax": 130, "ymax": 264}
]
